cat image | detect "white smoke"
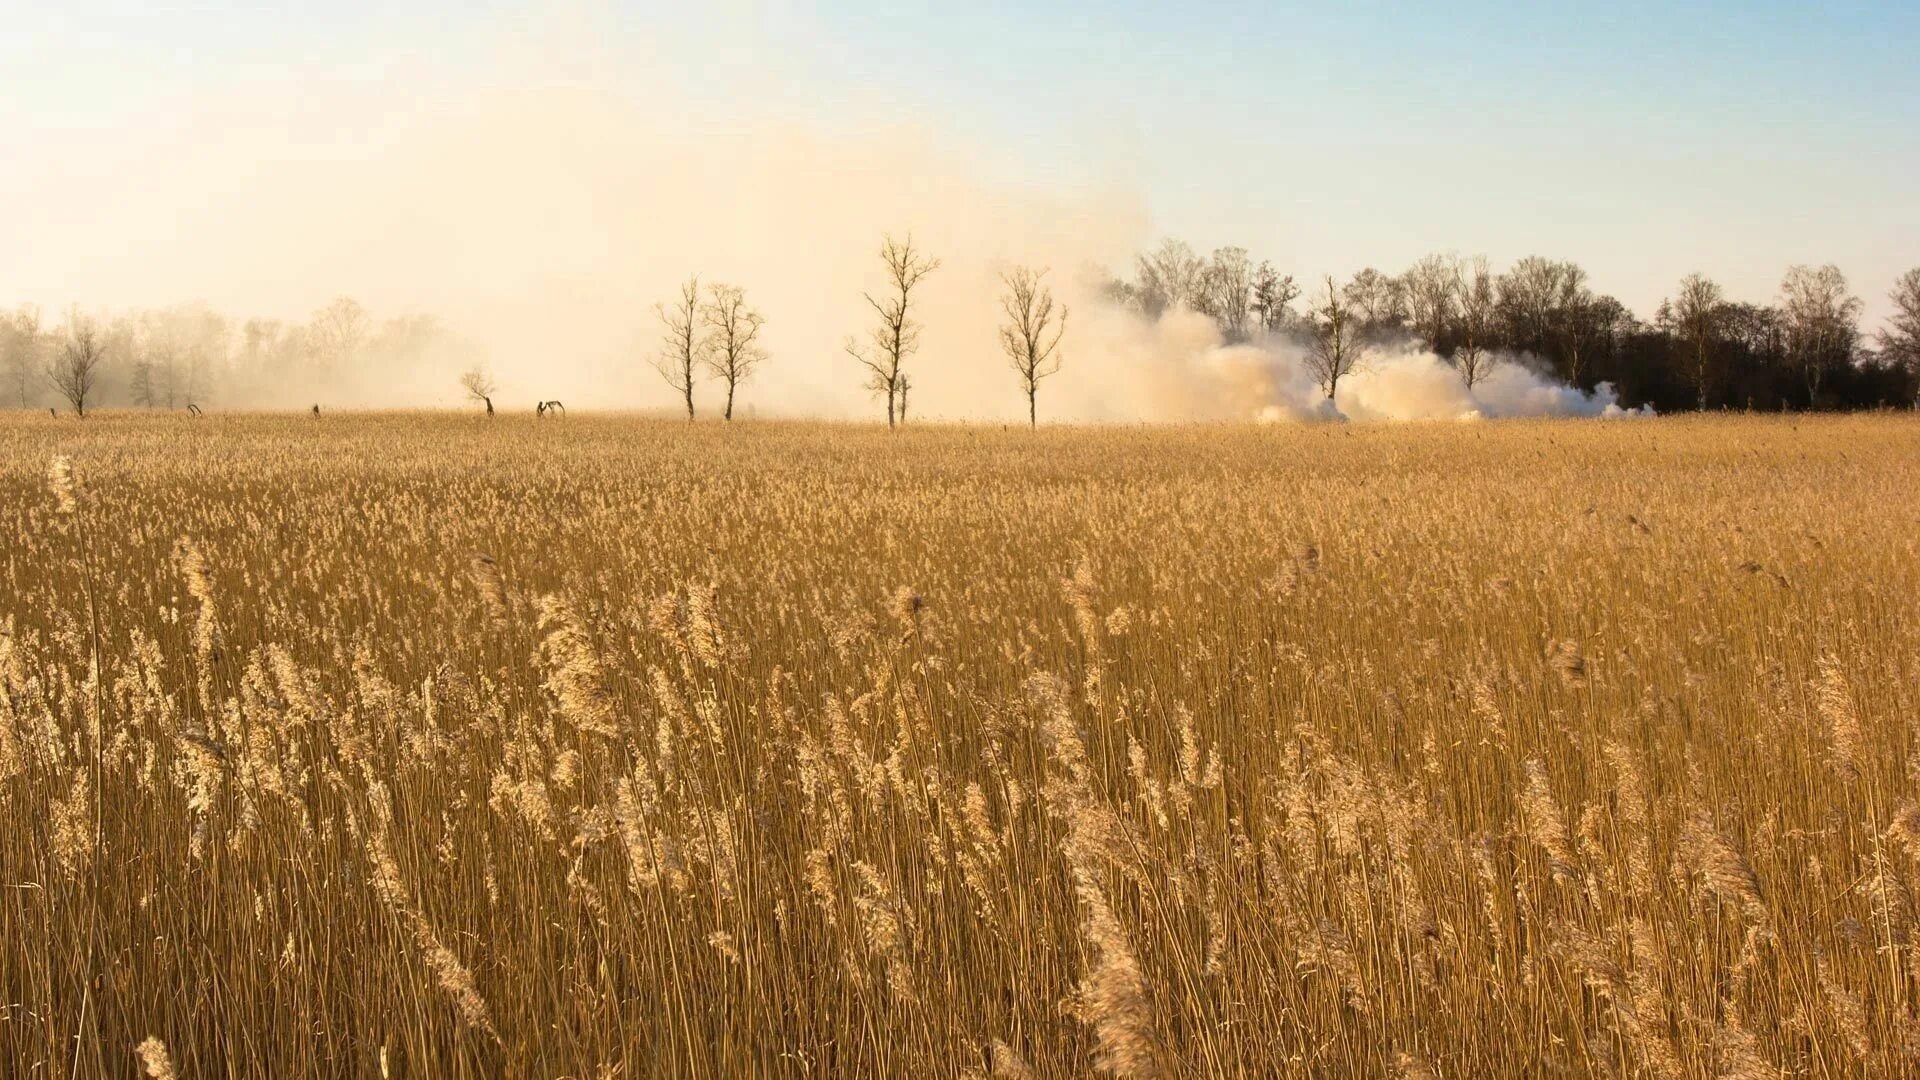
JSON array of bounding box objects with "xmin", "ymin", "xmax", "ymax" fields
[
  {"xmin": 1054, "ymin": 304, "xmax": 1652, "ymax": 423},
  {"xmin": 1337, "ymin": 344, "xmax": 1653, "ymax": 421}
]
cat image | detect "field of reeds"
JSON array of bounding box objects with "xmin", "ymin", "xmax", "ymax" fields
[{"xmin": 3, "ymin": 411, "xmax": 1919, "ymax": 1078}]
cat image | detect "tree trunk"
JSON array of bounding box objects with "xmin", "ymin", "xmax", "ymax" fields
[
  {"xmin": 1029, "ymin": 389, "xmax": 1036, "ymax": 428},
  {"xmin": 684, "ymin": 386, "xmax": 694, "ymax": 421},
  {"xmin": 725, "ymin": 383, "xmax": 735, "ymax": 421}
]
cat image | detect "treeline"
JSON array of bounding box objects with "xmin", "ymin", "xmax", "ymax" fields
[
  {"xmin": 8, "ymin": 244, "xmax": 1920, "ymax": 418},
  {"xmin": 0, "ymin": 298, "xmax": 472, "ymax": 415},
  {"xmin": 1102, "ymin": 241, "xmax": 1920, "ymax": 410}
]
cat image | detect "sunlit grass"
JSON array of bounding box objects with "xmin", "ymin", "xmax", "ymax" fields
[{"xmin": 2, "ymin": 412, "xmax": 1918, "ymax": 1077}]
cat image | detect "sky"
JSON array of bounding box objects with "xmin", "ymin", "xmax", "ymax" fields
[{"xmin": 3, "ymin": 0, "xmax": 1917, "ymax": 326}]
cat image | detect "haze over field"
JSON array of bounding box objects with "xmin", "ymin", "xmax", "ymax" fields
[
  {"xmin": 6, "ymin": 71, "xmax": 1641, "ymax": 423},
  {"xmin": 3, "ymin": 4, "xmax": 1916, "ymax": 420}
]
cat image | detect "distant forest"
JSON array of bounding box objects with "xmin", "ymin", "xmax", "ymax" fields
[
  {"xmin": 0, "ymin": 299, "xmax": 473, "ymax": 415},
  {"xmin": 1102, "ymin": 244, "xmax": 1920, "ymax": 412},
  {"xmin": 6, "ymin": 246, "xmax": 1919, "ymax": 415}
]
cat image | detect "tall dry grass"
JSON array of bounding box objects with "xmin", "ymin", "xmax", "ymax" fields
[{"xmin": 1, "ymin": 411, "xmax": 1917, "ymax": 1077}]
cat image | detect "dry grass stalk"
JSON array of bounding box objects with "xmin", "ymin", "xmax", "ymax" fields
[
  {"xmin": 134, "ymin": 1037, "xmax": 177, "ymax": 1079},
  {"xmin": 1, "ymin": 413, "xmax": 1914, "ymax": 1076}
]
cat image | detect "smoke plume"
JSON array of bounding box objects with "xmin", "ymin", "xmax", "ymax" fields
[{"xmin": 1056, "ymin": 307, "xmax": 1651, "ymax": 423}]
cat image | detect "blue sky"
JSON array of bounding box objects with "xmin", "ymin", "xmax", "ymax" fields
[{"xmin": 4, "ymin": 1, "xmax": 1917, "ymax": 320}]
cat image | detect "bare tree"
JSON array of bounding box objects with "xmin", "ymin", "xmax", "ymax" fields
[
  {"xmin": 1669, "ymin": 273, "xmax": 1723, "ymax": 409},
  {"xmin": 1451, "ymin": 256, "xmax": 1499, "ymax": 388},
  {"xmin": 1098, "ymin": 273, "xmax": 1141, "ymax": 312},
  {"xmin": 1723, "ymin": 301, "xmax": 1783, "ymax": 362},
  {"xmin": 133, "ymin": 312, "xmax": 177, "ymax": 408},
  {"xmin": 310, "ymin": 297, "xmax": 368, "ymax": 373},
  {"xmin": 1403, "ymin": 254, "xmax": 1457, "ymax": 352},
  {"xmin": 48, "ymin": 314, "xmax": 107, "ymax": 417},
  {"xmin": 129, "ymin": 352, "xmax": 157, "ymax": 408},
  {"xmin": 846, "ymin": 235, "xmax": 939, "ymax": 428},
  {"xmin": 701, "ymin": 283, "xmax": 767, "ymax": 421},
  {"xmin": 654, "ymin": 276, "xmax": 703, "ymax": 420},
  {"xmin": 1250, "ymin": 262, "xmax": 1299, "ymax": 335},
  {"xmin": 1305, "ymin": 276, "xmax": 1363, "ymax": 400},
  {"xmin": 4, "ymin": 306, "xmax": 43, "ymax": 407},
  {"xmin": 898, "ymin": 374, "xmax": 912, "ymax": 423},
  {"xmin": 1198, "ymin": 247, "xmax": 1253, "ymax": 341},
  {"xmin": 373, "ymin": 313, "xmax": 439, "ymax": 363},
  {"xmin": 1343, "ymin": 267, "xmax": 1407, "ymax": 340},
  {"xmin": 1877, "ymin": 268, "xmax": 1920, "ymax": 408},
  {"xmin": 998, "ymin": 266, "xmax": 1068, "ymax": 426},
  {"xmin": 1552, "ymin": 270, "xmax": 1599, "ymax": 386},
  {"xmin": 1779, "ymin": 264, "xmax": 1861, "ymax": 408},
  {"xmin": 1497, "ymin": 256, "xmax": 1581, "ymax": 358},
  {"xmin": 139, "ymin": 306, "xmax": 224, "ymax": 410},
  {"xmin": 1134, "ymin": 238, "xmax": 1203, "ymax": 318},
  {"xmin": 460, "ymin": 366, "xmax": 497, "ymax": 415},
  {"xmin": 178, "ymin": 305, "xmax": 225, "ymax": 407},
  {"xmin": 239, "ymin": 318, "xmax": 280, "ymax": 376},
  {"xmin": 1564, "ymin": 294, "xmax": 1628, "ymax": 390}
]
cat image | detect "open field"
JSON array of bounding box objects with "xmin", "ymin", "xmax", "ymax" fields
[{"xmin": 3, "ymin": 412, "xmax": 1920, "ymax": 1077}]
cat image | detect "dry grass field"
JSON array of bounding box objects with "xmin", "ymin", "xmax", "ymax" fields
[{"xmin": 3, "ymin": 411, "xmax": 1919, "ymax": 1078}]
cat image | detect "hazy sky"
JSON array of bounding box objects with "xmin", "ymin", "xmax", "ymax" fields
[{"xmin": 4, "ymin": 1, "xmax": 1917, "ymax": 323}]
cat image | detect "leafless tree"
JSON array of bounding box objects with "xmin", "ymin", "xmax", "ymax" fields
[
  {"xmin": 1877, "ymin": 268, "xmax": 1920, "ymax": 407},
  {"xmin": 238, "ymin": 318, "xmax": 280, "ymax": 383},
  {"xmin": 1198, "ymin": 247, "xmax": 1253, "ymax": 340},
  {"xmin": 846, "ymin": 235, "xmax": 939, "ymax": 428},
  {"xmin": 1250, "ymin": 262, "xmax": 1299, "ymax": 335},
  {"xmin": 129, "ymin": 354, "xmax": 156, "ymax": 409},
  {"xmin": 132, "ymin": 312, "xmax": 175, "ymax": 408},
  {"xmin": 1552, "ymin": 271, "xmax": 1600, "ymax": 386},
  {"xmin": 47, "ymin": 314, "xmax": 107, "ymax": 417},
  {"xmin": 1497, "ymin": 256, "xmax": 1582, "ymax": 356},
  {"xmin": 4, "ymin": 306, "xmax": 42, "ymax": 407},
  {"xmin": 654, "ymin": 276, "xmax": 703, "ymax": 420},
  {"xmin": 1451, "ymin": 256, "xmax": 1499, "ymax": 388},
  {"xmin": 1343, "ymin": 267, "xmax": 1407, "ymax": 340},
  {"xmin": 998, "ymin": 266, "xmax": 1068, "ymax": 426},
  {"xmin": 702, "ymin": 283, "xmax": 767, "ymax": 421},
  {"xmin": 898, "ymin": 374, "xmax": 912, "ymax": 423},
  {"xmin": 1669, "ymin": 273, "xmax": 1724, "ymax": 409},
  {"xmin": 460, "ymin": 366, "xmax": 496, "ymax": 415},
  {"xmin": 1403, "ymin": 254, "xmax": 1457, "ymax": 352},
  {"xmin": 1098, "ymin": 273, "xmax": 1141, "ymax": 312},
  {"xmin": 142, "ymin": 305, "xmax": 222, "ymax": 408},
  {"xmin": 1563, "ymin": 294, "xmax": 1626, "ymax": 389},
  {"xmin": 1305, "ymin": 276, "xmax": 1363, "ymax": 400},
  {"xmin": 373, "ymin": 313, "xmax": 439, "ymax": 361},
  {"xmin": 1135, "ymin": 238, "xmax": 1203, "ymax": 317},
  {"xmin": 1779, "ymin": 264, "xmax": 1861, "ymax": 407},
  {"xmin": 310, "ymin": 297, "xmax": 368, "ymax": 372}
]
